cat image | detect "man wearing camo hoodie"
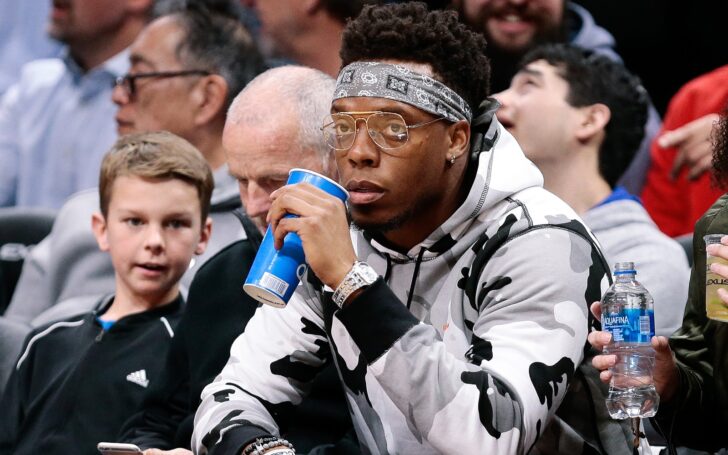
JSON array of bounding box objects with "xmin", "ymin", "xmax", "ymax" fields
[{"xmin": 191, "ymin": 3, "xmax": 632, "ymax": 454}]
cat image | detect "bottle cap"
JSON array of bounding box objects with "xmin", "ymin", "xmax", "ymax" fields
[{"xmin": 613, "ymin": 261, "xmax": 636, "ymax": 275}]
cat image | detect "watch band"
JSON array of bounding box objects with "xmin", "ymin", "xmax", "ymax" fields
[{"xmin": 332, "ymin": 261, "xmax": 378, "ymax": 308}]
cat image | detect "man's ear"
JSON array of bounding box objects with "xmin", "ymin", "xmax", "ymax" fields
[
  {"xmin": 194, "ymin": 217, "xmax": 213, "ymax": 255},
  {"xmin": 192, "ymin": 75, "xmax": 228, "ymax": 127},
  {"xmin": 575, "ymin": 103, "xmax": 610, "ymax": 142},
  {"xmin": 446, "ymin": 120, "xmax": 471, "ymax": 160},
  {"xmin": 91, "ymin": 212, "xmax": 110, "ymax": 252}
]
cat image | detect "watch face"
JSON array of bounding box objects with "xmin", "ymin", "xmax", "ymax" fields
[{"xmin": 356, "ymin": 262, "xmax": 379, "ymax": 283}]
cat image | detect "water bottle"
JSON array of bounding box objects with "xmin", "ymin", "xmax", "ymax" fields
[{"xmin": 600, "ymin": 262, "xmax": 659, "ymax": 419}]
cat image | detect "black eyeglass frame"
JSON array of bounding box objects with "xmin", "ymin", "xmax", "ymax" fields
[{"xmin": 114, "ymin": 70, "xmax": 211, "ymax": 98}]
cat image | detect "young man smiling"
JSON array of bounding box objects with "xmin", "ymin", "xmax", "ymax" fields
[{"xmin": 192, "ymin": 3, "xmax": 627, "ymax": 454}]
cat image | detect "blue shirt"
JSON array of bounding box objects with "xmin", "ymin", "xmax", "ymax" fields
[
  {"xmin": 96, "ymin": 317, "xmax": 116, "ymax": 331},
  {"xmin": 0, "ymin": 0, "xmax": 62, "ymax": 95},
  {"xmin": 594, "ymin": 186, "xmax": 642, "ymax": 208},
  {"xmin": 0, "ymin": 48, "xmax": 127, "ymax": 208}
]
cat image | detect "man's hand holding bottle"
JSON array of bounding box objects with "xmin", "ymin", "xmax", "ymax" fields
[{"xmin": 588, "ymin": 302, "xmax": 679, "ymax": 404}]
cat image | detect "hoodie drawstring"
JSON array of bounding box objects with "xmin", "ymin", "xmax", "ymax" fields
[
  {"xmin": 405, "ymin": 247, "xmax": 427, "ymax": 309},
  {"xmin": 383, "ymin": 253, "xmax": 392, "ymax": 283}
]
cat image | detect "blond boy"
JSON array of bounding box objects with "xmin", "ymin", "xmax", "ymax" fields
[{"xmin": 0, "ymin": 132, "xmax": 212, "ymax": 455}]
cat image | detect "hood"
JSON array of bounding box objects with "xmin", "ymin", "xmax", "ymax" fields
[
  {"xmin": 582, "ymin": 198, "xmax": 651, "ymax": 232},
  {"xmin": 364, "ymin": 99, "xmax": 544, "ymax": 260},
  {"xmin": 567, "ymin": 3, "xmax": 621, "ymax": 63},
  {"xmin": 210, "ymin": 164, "xmax": 241, "ymax": 211}
]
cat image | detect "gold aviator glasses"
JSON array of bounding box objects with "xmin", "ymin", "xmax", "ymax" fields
[{"xmin": 321, "ymin": 111, "xmax": 445, "ymax": 151}]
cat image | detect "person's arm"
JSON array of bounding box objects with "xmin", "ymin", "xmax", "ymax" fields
[
  {"xmin": 336, "ymin": 228, "xmax": 597, "ymax": 453},
  {"xmin": 657, "ymin": 228, "xmax": 728, "ymax": 450},
  {"xmin": 191, "ymin": 292, "xmax": 330, "ymax": 455},
  {"xmin": 118, "ymin": 329, "xmax": 190, "ymax": 450},
  {"xmin": 262, "ymin": 182, "xmax": 603, "ymax": 452},
  {"xmin": 588, "ymin": 216, "xmax": 728, "ymax": 451},
  {"xmin": 641, "ymin": 74, "xmax": 727, "ymax": 237},
  {"xmin": 588, "ymin": 304, "xmax": 678, "ymax": 401},
  {"xmin": 0, "ymin": 332, "xmax": 34, "ymax": 451},
  {"xmin": 642, "ymin": 129, "xmax": 692, "ymax": 237},
  {"xmin": 662, "ymin": 113, "xmax": 720, "ymax": 181}
]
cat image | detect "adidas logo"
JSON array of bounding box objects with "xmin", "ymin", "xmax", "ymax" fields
[{"xmin": 126, "ymin": 369, "xmax": 149, "ymax": 388}]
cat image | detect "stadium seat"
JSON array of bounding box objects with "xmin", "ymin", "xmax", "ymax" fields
[{"xmin": 0, "ymin": 207, "xmax": 56, "ymax": 314}]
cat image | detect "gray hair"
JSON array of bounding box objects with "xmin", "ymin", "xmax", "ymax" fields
[
  {"xmin": 228, "ymin": 65, "xmax": 336, "ymax": 173},
  {"xmin": 161, "ymin": 1, "xmax": 266, "ymax": 110}
]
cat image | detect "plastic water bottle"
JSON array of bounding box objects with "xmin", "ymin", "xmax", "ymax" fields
[{"xmin": 601, "ymin": 262, "xmax": 659, "ymax": 419}]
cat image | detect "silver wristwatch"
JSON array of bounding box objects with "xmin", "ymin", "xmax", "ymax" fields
[{"xmin": 332, "ymin": 261, "xmax": 379, "ymax": 308}]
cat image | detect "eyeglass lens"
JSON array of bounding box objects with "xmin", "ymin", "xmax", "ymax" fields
[
  {"xmin": 115, "ymin": 76, "xmax": 135, "ymax": 97},
  {"xmin": 114, "ymin": 71, "xmax": 210, "ymax": 99},
  {"xmin": 323, "ymin": 113, "xmax": 409, "ymax": 150}
]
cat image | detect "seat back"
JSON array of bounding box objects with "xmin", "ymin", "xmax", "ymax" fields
[{"xmin": 0, "ymin": 207, "xmax": 56, "ymax": 313}]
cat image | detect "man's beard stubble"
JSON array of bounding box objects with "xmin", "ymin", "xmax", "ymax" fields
[
  {"xmin": 467, "ymin": 3, "xmax": 568, "ymax": 93},
  {"xmin": 349, "ymin": 190, "xmax": 440, "ymax": 240}
]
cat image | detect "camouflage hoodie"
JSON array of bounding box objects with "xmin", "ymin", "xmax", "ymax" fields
[{"xmin": 192, "ymin": 121, "xmax": 616, "ymax": 455}]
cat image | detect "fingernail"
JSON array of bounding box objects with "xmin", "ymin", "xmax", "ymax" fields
[{"xmin": 707, "ymin": 244, "xmax": 719, "ymax": 254}]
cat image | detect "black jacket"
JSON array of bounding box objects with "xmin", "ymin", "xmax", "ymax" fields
[
  {"xmin": 120, "ymin": 216, "xmax": 354, "ymax": 453},
  {"xmin": 0, "ymin": 295, "xmax": 183, "ymax": 455}
]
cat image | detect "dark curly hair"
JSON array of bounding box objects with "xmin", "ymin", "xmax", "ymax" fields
[
  {"xmin": 712, "ymin": 104, "xmax": 728, "ymax": 189},
  {"xmin": 340, "ymin": 2, "xmax": 490, "ymax": 112},
  {"xmin": 520, "ymin": 44, "xmax": 648, "ymax": 187}
]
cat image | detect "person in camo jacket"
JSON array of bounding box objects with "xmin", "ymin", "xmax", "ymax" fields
[{"xmin": 191, "ymin": 3, "xmax": 634, "ymax": 454}]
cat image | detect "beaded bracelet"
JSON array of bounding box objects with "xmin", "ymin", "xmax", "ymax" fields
[
  {"xmin": 264, "ymin": 448, "xmax": 294, "ymax": 455},
  {"xmin": 242, "ymin": 437, "xmax": 278, "ymax": 455},
  {"xmin": 242, "ymin": 437, "xmax": 295, "ymax": 455}
]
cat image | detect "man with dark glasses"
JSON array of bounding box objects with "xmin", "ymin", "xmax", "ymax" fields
[
  {"xmin": 113, "ymin": 69, "xmax": 210, "ymax": 101},
  {"xmin": 193, "ymin": 3, "xmax": 628, "ymax": 455}
]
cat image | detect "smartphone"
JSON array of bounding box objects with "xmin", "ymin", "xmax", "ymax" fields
[{"xmin": 97, "ymin": 442, "xmax": 143, "ymax": 454}]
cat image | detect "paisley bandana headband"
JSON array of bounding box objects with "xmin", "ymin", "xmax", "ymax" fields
[{"xmin": 333, "ymin": 61, "xmax": 472, "ymax": 123}]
